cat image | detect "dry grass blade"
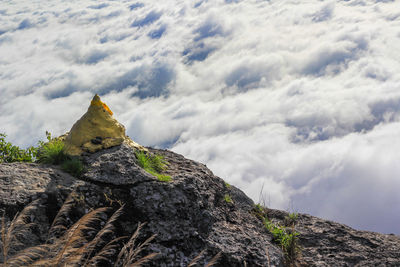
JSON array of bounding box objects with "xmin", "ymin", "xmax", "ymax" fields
[
  {"xmin": 46, "ymin": 192, "xmax": 75, "ymax": 242},
  {"xmin": 114, "ymin": 222, "xmax": 145, "ymax": 267},
  {"xmin": 27, "ymin": 259, "xmax": 53, "ymax": 267},
  {"xmin": 2, "ymin": 213, "xmax": 7, "ymax": 265},
  {"xmin": 1, "ymin": 200, "xmax": 39, "ymax": 265},
  {"xmin": 128, "ymin": 252, "xmax": 159, "ymax": 267},
  {"xmin": 265, "ymin": 247, "xmax": 271, "ymax": 267},
  {"xmin": 6, "ymin": 244, "xmax": 50, "ymax": 266},
  {"xmin": 55, "ymin": 207, "xmax": 108, "ymax": 265},
  {"xmin": 114, "ymin": 222, "xmax": 158, "ymax": 267},
  {"xmin": 128, "ymin": 234, "xmax": 156, "ymax": 261},
  {"xmin": 86, "ymin": 236, "xmax": 128, "ymax": 266},
  {"xmin": 188, "ymin": 249, "xmax": 206, "ymax": 267},
  {"xmin": 2, "ymin": 199, "xmax": 159, "ymax": 267},
  {"xmin": 205, "ymin": 251, "xmax": 222, "ymax": 267},
  {"xmin": 81, "ymin": 205, "xmax": 125, "ymax": 266}
]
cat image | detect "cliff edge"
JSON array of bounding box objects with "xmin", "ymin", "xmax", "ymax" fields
[
  {"xmin": 0, "ymin": 144, "xmax": 399, "ymax": 266},
  {"xmin": 1, "ymin": 95, "xmax": 399, "ymax": 266}
]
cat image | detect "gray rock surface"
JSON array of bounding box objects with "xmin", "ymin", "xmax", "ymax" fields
[
  {"xmin": 267, "ymin": 208, "xmax": 400, "ymax": 266},
  {"xmin": 1, "ymin": 144, "xmax": 399, "ymax": 266},
  {"xmin": 0, "ymin": 162, "xmax": 81, "ymax": 208},
  {"xmin": 0, "ymin": 145, "xmax": 283, "ymax": 266},
  {"xmin": 82, "ymin": 143, "xmax": 154, "ymax": 185},
  {"xmin": 0, "ymin": 163, "xmax": 85, "ymax": 259}
]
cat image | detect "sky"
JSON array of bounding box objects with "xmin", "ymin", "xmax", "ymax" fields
[{"xmin": 1, "ymin": 0, "xmax": 400, "ymax": 234}]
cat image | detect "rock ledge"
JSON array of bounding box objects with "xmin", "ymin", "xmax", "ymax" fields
[{"xmin": 1, "ymin": 144, "xmax": 399, "ymax": 266}]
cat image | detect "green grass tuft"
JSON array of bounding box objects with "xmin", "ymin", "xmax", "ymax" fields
[
  {"xmin": 37, "ymin": 132, "xmax": 68, "ymax": 165},
  {"xmin": 36, "ymin": 132, "xmax": 84, "ymax": 177},
  {"xmin": 284, "ymin": 212, "xmax": 299, "ymax": 227},
  {"xmin": 61, "ymin": 157, "xmax": 84, "ymax": 177},
  {"xmin": 264, "ymin": 217, "xmax": 300, "ymax": 264},
  {"xmin": 37, "ymin": 139, "xmax": 67, "ymax": 165},
  {"xmin": 224, "ymin": 194, "xmax": 233, "ymax": 203},
  {"xmin": 136, "ymin": 150, "xmax": 150, "ymax": 169},
  {"xmin": 148, "ymin": 153, "xmax": 167, "ymax": 173},
  {"xmin": 135, "ymin": 151, "xmax": 171, "ymax": 182},
  {"xmin": 153, "ymin": 173, "xmax": 172, "ymax": 182},
  {"xmin": 254, "ymin": 203, "xmax": 263, "ymax": 213},
  {"xmin": 0, "ymin": 131, "xmax": 84, "ymax": 178}
]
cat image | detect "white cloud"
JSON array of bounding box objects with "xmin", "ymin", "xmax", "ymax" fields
[{"xmin": 1, "ymin": 0, "xmax": 400, "ymax": 234}]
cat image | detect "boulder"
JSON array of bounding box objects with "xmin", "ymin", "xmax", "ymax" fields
[{"xmin": 63, "ymin": 94, "xmax": 144, "ymax": 156}]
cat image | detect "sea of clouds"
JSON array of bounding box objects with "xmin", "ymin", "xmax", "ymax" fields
[{"xmin": 1, "ymin": 0, "xmax": 400, "ymax": 234}]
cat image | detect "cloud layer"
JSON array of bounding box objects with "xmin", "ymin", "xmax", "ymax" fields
[{"xmin": 1, "ymin": 0, "xmax": 400, "ymax": 234}]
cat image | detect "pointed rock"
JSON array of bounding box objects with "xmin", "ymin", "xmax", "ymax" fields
[{"xmin": 63, "ymin": 94, "xmax": 144, "ymax": 156}]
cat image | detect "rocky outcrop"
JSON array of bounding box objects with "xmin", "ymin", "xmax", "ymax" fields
[
  {"xmin": 1, "ymin": 144, "xmax": 399, "ymax": 266},
  {"xmin": 0, "ymin": 144, "xmax": 283, "ymax": 266},
  {"xmin": 267, "ymin": 209, "xmax": 400, "ymax": 266},
  {"xmin": 63, "ymin": 94, "xmax": 144, "ymax": 156}
]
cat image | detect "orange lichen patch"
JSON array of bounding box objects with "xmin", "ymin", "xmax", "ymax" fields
[
  {"xmin": 102, "ymin": 102, "xmax": 113, "ymax": 115},
  {"xmin": 90, "ymin": 95, "xmax": 113, "ymax": 115}
]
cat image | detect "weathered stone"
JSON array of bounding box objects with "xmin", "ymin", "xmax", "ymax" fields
[
  {"xmin": 91, "ymin": 136, "xmax": 102, "ymax": 145},
  {"xmin": 0, "ymin": 163, "xmax": 85, "ymax": 258},
  {"xmin": 63, "ymin": 94, "xmax": 144, "ymax": 156},
  {"xmin": 267, "ymin": 208, "xmax": 400, "ymax": 266},
  {"xmin": 1, "ymin": 145, "xmax": 399, "ymax": 266},
  {"xmin": 82, "ymin": 143, "xmax": 155, "ymax": 185},
  {"xmin": 0, "ymin": 163, "xmax": 81, "ymax": 207}
]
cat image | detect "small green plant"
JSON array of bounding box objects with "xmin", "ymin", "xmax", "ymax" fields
[
  {"xmin": 264, "ymin": 218, "xmax": 300, "ymax": 264},
  {"xmin": 148, "ymin": 153, "xmax": 168, "ymax": 173},
  {"xmin": 0, "ymin": 131, "xmax": 69, "ymax": 164},
  {"xmin": 153, "ymin": 173, "xmax": 172, "ymax": 182},
  {"xmin": 136, "ymin": 151, "xmax": 150, "ymax": 169},
  {"xmin": 0, "ymin": 133, "xmax": 38, "ymax": 163},
  {"xmin": 224, "ymin": 194, "xmax": 233, "ymax": 203},
  {"xmin": 135, "ymin": 151, "xmax": 171, "ymax": 182},
  {"xmin": 254, "ymin": 204, "xmax": 263, "ymax": 213},
  {"xmin": 37, "ymin": 132, "xmax": 68, "ymax": 165},
  {"xmin": 224, "ymin": 182, "xmax": 231, "ymax": 188},
  {"xmin": 35, "ymin": 131, "xmax": 84, "ymax": 177},
  {"xmin": 61, "ymin": 157, "xmax": 84, "ymax": 177},
  {"xmin": 284, "ymin": 212, "xmax": 298, "ymax": 227}
]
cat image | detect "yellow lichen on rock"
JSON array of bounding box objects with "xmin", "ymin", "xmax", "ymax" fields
[
  {"xmin": 90, "ymin": 96, "xmax": 113, "ymax": 115},
  {"xmin": 63, "ymin": 94, "xmax": 145, "ymax": 156}
]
